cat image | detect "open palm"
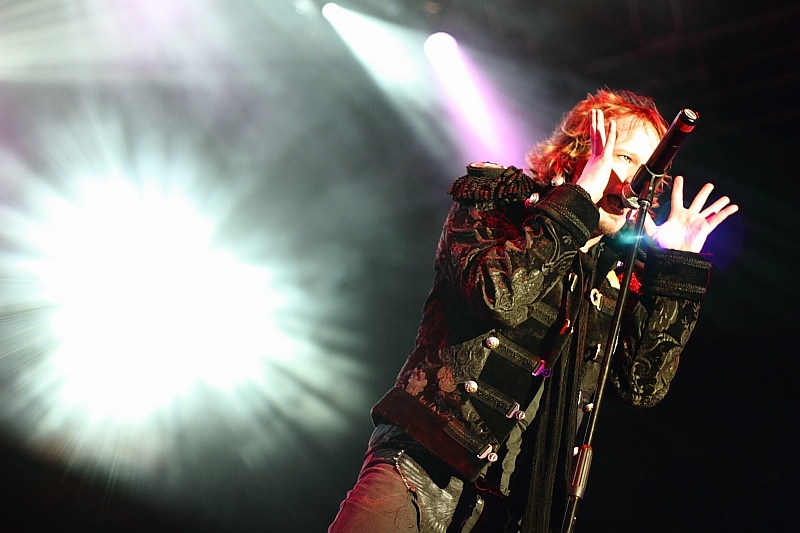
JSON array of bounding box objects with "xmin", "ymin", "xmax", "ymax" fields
[{"xmin": 645, "ymin": 175, "xmax": 739, "ymax": 253}]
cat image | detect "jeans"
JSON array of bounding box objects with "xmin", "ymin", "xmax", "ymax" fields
[{"xmin": 328, "ymin": 447, "xmax": 488, "ymax": 533}]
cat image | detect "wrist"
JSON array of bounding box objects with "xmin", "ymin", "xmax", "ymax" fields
[{"xmin": 575, "ymin": 182, "xmax": 603, "ymax": 204}]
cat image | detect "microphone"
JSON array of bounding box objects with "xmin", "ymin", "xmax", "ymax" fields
[{"xmin": 621, "ymin": 109, "xmax": 699, "ymax": 209}]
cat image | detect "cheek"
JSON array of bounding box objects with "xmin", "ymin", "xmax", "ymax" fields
[{"xmin": 611, "ymin": 163, "xmax": 636, "ymax": 183}]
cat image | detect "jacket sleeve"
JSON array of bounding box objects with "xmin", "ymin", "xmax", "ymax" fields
[
  {"xmin": 611, "ymin": 247, "xmax": 711, "ymax": 407},
  {"xmin": 438, "ymin": 183, "xmax": 599, "ymax": 328}
]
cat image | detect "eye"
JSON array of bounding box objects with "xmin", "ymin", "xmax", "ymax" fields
[{"xmin": 617, "ymin": 153, "xmax": 634, "ymax": 165}]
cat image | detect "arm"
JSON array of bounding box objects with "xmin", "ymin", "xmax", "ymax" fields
[
  {"xmin": 440, "ymin": 173, "xmax": 599, "ymax": 328},
  {"xmin": 611, "ymin": 247, "xmax": 711, "ymax": 407}
]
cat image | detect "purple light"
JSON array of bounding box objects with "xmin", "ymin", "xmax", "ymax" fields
[{"xmin": 424, "ymin": 33, "xmax": 525, "ymax": 166}]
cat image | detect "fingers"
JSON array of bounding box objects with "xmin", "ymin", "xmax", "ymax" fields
[
  {"xmin": 671, "ymin": 175, "xmax": 685, "ymax": 206},
  {"xmin": 590, "ymin": 109, "xmax": 615, "ymax": 157},
  {"xmin": 717, "ymin": 203, "xmax": 740, "ymax": 221},
  {"xmin": 591, "ymin": 109, "xmax": 604, "ymax": 155},
  {"xmin": 604, "ymin": 118, "xmax": 617, "ymax": 159},
  {"xmin": 596, "ymin": 109, "xmax": 606, "ymax": 147},
  {"xmin": 673, "ymin": 177, "xmax": 732, "ymax": 216},
  {"xmin": 688, "ymin": 182, "xmax": 715, "ymax": 212},
  {"xmin": 704, "ymin": 203, "xmax": 739, "ymax": 231},
  {"xmin": 698, "ymin": 195, "xmax": 733, "ymax": 219},
  {"xmin": 657, "ymin": 174, "xmax": 739, "ymax": 251}
]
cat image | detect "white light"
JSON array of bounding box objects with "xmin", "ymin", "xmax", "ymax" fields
[
  {"xmin": 23, "ymin": 174, "xmax": 287, "ymax": 421},
  {"xmin": 321, "ymin": 3, "xmax": 342, "ymax": 19},
  {"xmin": 0, "ymin": 106, "xmax": 371, "ymax": 479},
  {"xmin": 424, "ymin": 32, "xmax": 458, "ymax": 61},
  {"xmin": 322, "ymin": 3, "xmax": 424, "ymax": 85}
]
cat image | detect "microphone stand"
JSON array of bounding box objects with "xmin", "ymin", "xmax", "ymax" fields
[
  {"xmin": 559, "ymin": 167, "xmax": 675, "ymax": 533},
  {"xmin": 559, "ymin": 108, "xmax": 697, "ymax": 532}
]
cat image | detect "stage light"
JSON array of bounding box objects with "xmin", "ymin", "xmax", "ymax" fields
[
  {"xmin": 321, "ymin": 1, "xmax": 461, "ymax": 157},
  {"xmin": 0, "ymin": 103, "xmax": 370, "ymax": 480},
  {"xmin": 4, "ymin": 159, "xmax": 287, "ymax": 424},
  {"xmin": 321, "ymin": 2, "xmax": 342, "ymax": 18},
  {"xmin": 40, "ymin": 179, "xmax": 285, "ymax": 421},
  {"xmin": 424, "ymin": 32, "xmax": 498, "ymax": 155},
  {"xmin": 423, "ymin": 31, "xmax": 526, "ymax": 165},
  {"xmin": 423, "ymin": 32, "xmax": 458, "ymax": 61},
  {"xmin": 322, "ymin": 2, "xmax": 424, "ymax": 86}
]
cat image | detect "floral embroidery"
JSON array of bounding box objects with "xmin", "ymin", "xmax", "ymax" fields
[
  {"xmin": 405, "ymin": 367, "xmax": 428, "ymax": 396},
  {"xmin": 437, "ymin": 366, "xmax": 456, "ymax": 394}
]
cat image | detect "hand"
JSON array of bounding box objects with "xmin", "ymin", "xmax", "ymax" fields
[
  {"xmin": 643, "ymin": 175, "xmax": 739, "ymax": 253},
  {"xmin": 576, "ymin": 109, "xmax": 616, "ymax": 204}
]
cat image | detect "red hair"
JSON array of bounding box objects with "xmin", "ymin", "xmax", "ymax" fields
[{"xmin": 526, "ymin": 89, "xmax": 669, "ymax": 186}]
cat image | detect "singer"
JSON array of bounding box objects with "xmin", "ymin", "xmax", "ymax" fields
[{"xmin": 328, "ymin": 89, "xmax": 738, "ymax": 533}]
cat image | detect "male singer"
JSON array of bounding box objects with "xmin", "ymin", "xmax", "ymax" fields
[{"xmin": 329, "ymin": 89, "xmax": 738, "ymax": 533}]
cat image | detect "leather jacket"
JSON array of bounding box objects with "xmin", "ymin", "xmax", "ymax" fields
[{"xmin": 371, "ymin": 164, "xmax": 711, "ymax": 487}]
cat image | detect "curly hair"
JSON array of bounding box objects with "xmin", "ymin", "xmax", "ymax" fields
[{"xmin": 526, "ymin": 89, "xmax": 669, "ymax": 187}]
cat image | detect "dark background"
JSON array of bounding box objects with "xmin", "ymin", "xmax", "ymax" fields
[{"xmin": 0, "ymin": 1, "xmax": 797, "ymax": 531}]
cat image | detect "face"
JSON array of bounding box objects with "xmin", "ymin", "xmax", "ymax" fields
[{"xmin": 586, "ymin": 115, "xmax": 661, "ymax": 237}]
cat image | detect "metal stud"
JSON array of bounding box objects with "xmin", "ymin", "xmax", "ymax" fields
[
  {"xmin": 462, "ymin": 380, "xmax": 479, "ymax": 394},
  {"xmin": 506, "ymin": 402, "xmax": 522, "ymax": 419},
  {"xmin": 589, "ymin": 288, "xmax": 602, "ymax": 311},
  {"xmin": 484, "ymin": 336, "xmax": 500, "ymax": 349},
  {"xmin": 477, "ymin": 444, "xmax": 494, "ymax": 460},
  {"xmin": 568, "ymin": 272, "xmax": 578, "ymax": 292},
  {"xmin": 524, "ymin": 192, "xmax": 540, "ymax": 209},
  {"xmin": 533, "ymin": 362, "xmax": 552, "ymax": 378}
]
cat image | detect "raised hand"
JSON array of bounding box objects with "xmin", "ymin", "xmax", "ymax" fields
[
  {"xmin": 576, "ymin": 109, "xmax": 617, "ymax": 204},
  {"xmin": 645, "ymin": 175, "xmax": 739, "ymax": 253}
]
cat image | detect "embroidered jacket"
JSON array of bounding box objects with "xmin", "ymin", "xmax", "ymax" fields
[{"xmin": 371, "ymin": 164, "xmax": 710, "ymax": 529}]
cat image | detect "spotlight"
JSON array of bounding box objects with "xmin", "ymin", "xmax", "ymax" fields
[{"xmin": 423, "ymin": 32, "xmax": 457, "ymax": 61}]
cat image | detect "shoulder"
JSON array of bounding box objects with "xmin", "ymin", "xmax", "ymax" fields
[{"xmin": 448, "ymin": 162, "xmax": 544, "ymax": 205}]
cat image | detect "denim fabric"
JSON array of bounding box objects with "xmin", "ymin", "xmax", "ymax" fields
[{"xmin": 329, "ymin": 448, "xmax": 486, "ymax": 533}]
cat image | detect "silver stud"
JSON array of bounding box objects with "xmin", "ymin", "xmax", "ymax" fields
[
  {"xmin": 551, "ymin": 176, "xmax": 565, "ymax": 187},
  {"xmin": 484, "ymin": 336, "xmax": 500, "ymax": 349},
  {"xmin": 463, "ymin": 380, "xmax": 479, "ymax": 394},
  {"xmin": 533, "ymin": 361, "xmax": 552, "ymax": 378},
  {"xmin": 568, "ymin": 272, "xmax": 578, "ymax": 292},
  {"xmin": 589, "ymin": 288, "xmax": 602, "ymax": 311},
  {"xmin": 524, "ymin": 193, "xmax": 540, "ymax": 208},
  {"xmin": 506, "ymin": 402, "xmax": 522, "ymax": 419},
  {"xmin": 477, "ymin": 444, "xmax": 494, "ymax": 460}
]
